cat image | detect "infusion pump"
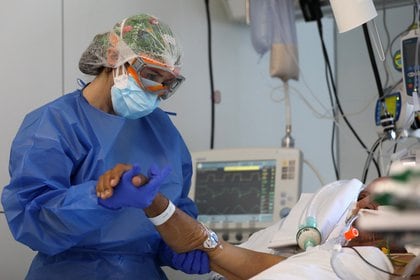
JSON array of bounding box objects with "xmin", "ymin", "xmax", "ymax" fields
[
  {"xmin": 374, "ymin": 28, "xmax": 420, "ymax": 135},
  {"xmin": 189, "ymin": 148, "xmax": 302, "ymax": 244},
  {"xmin": 402, "ymin": 28, "xmax": 420, "ymax": 99}
]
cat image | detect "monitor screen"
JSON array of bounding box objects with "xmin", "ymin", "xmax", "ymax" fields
[
  {"xmin": 194, "ymin": 159, "xmax": 276, "ymax": 224},
  {"xmin": 189, "ymin": 148, "xmax": 302, "ymax": 231}
]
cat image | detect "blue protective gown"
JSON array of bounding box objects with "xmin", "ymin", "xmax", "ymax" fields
[{"xmin": 1, "ymin": 90, "xmax": 198, "ymax": 280}]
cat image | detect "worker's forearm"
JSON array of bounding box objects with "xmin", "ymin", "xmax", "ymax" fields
[{"xmin": 144, "ymin": 193, "xmax": 285, "ymax": 279}]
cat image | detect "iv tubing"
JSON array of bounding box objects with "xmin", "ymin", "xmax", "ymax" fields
[{"xmin": 284, "ymin": 81, "xmax": 291, "ymax": 128}]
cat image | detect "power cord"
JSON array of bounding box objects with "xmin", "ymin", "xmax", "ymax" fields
[
  {"xmin": 316, "ymin": 17, "xmax": 381, "ymax": 180},
  {"xmin": 347, "ymin": 246, "xmax": 420, "ymax": 278},
  {"xmin": 204, "ymin": 0, "xmax": 215, "ymax": 150}
]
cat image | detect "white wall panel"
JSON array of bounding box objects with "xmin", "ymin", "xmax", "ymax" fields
[{"xmin": 0, "ymin": 0, "xmax": 62, "ymax": 277}]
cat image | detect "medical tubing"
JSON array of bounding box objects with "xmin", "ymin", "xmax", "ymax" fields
[
  {"xmin": 330, "ymin": 244, "xmax": 345, "ymax": 279},
  {"xmin": 303, "ymin": 158, "xmax": 326, "ymax": 186},
  {"xmin": 381, "ymin": 3, "xmax": 391, "ymax": 88},
  {"xmin": 323, "ymin": 200, "xmax": 359, "ymax": 252},
  {"xmin": 281, "ymin": 82, "xmax": 295, "ymax": 148},
  {"xmin": 370, "ymin": 20, "xmax": 385, "ymax": 62},
  {"xmin": 301, "ymin": 180, "xmax": 341, "ymax": 227},
  {"xmin": 284, "ymin": 82, "xmax": 291, "ymax": 129}
]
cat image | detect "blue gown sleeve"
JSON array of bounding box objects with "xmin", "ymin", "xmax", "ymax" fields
[
  {"xmin": 1, "ymin": 110, "xmax": 115, "ymax": 256},
  {"xmin": 173, "ymin": 141, "xmax": 198, "ymax": 219}
]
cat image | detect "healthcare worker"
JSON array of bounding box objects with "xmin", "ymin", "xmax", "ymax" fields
[{"xmin": 1, "ymin": 14, "xmax": 209, "ymax": 279}]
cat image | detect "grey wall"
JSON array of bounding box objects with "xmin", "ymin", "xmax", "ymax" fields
[
  {"xmin": 0, "ymin": 0, "xmax": 337, "ymax": 279},
  {"xmin": 0, "ymin": 1, "xmax": 62, "ymax": 278}
]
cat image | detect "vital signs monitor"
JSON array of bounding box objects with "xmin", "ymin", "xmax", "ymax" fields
[{"xmin": 189, "ymin": 148, "xmax": 302, "ymax": 244}]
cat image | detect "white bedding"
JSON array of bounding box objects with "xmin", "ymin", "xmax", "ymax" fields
[
  {"xmin": 238, "ymin": 179, "xmax": 394, "ymax": 280},
  {"xmin": 249, "ymin": 245, "xmax": 393, "ymax": 280}
]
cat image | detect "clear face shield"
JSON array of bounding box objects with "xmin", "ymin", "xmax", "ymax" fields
[{"xmin": 128, "ymin": 57, "xmax": 185, "ymax": 100}]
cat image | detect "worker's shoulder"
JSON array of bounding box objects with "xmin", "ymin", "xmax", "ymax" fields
[{"xmin": 22, "ymin": 90, "xmax": 82, "ymax": 124}]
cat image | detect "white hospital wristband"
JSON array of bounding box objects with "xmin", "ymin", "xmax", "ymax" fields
[{"xmin": 148, "ymin": 200, "xmax": 176, "ymax": 226}]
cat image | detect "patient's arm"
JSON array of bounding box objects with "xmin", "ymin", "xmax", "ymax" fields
[{"xmin": 145, "ymin": 193, "xmax": 285, "ymax": 279}]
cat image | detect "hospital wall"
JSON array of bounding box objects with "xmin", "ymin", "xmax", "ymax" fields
[{"xmin": 0, "ymin": 0, "xmax": 402, "ymax": 279}]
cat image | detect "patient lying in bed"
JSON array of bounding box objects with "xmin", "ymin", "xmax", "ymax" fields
[
  {"xmin": 233, "ymin": 179, "xmax": 401, "ymax": 280},
  {"xmin": 202, "ymin": 178, "xmax": 415, "ymax": 279}
]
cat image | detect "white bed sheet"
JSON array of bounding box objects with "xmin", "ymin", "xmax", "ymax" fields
[
  {"xmin": 238, "ymin": 179, "xmax": 394, "ymax": 280},
  {"xmin": 249, "ymin": 245, "xmax": 393, "ymax": 280}
]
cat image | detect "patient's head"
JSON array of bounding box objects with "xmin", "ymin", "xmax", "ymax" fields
[
  {"xmin": 347, "ymin": 183, "xmax": 406, "ymax": 253},
  {"xmin": 356, "ymin": 189, "xmax": 379, "ymax": 211}
]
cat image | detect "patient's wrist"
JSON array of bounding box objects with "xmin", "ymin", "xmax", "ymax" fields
[
  {"xmin": 148, "ymin": 200, "xmax": 176, "ymax": 226},
  {"xmin": 144, "ymin": 193, "xmax": 169, "ymax": 218}
]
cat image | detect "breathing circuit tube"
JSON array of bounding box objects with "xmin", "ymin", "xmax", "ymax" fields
[{"xmin": 296, "ymin": 180, "xmax": 362, "ymax": 250}]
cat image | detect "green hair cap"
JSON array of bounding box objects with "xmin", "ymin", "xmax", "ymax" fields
[{"xmin": 79, "ymin": 14, "xmax": 182, "ymax": 75}]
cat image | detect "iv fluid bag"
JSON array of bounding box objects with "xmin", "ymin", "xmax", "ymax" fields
[
  {"xmin": 250, "ymin": 0, "xmax": 273, "ymax": 56},
  {"xmin": 270, "ymin": 44, "xmax": 299, "ymax": 82},
  {"xmin": 270, "ymin": 0, "xmax": 299, "ymax": 82},
  {"xmin": 250, "ymin": 0, "xmax": 299, "ymax": 82}
]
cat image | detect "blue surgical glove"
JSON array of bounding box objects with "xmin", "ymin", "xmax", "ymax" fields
[
  {"xmin": 159, "ymin": 242, "xmax": 210, "ymax": 274},
  {"xmin": 98, "ymin": 164, "xmax": 171, "ymax": 210}
]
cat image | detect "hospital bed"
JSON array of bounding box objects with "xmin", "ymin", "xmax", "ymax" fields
[{"xmin": 206, "ymin": 179, "xmax": 420, "ymax": 280}]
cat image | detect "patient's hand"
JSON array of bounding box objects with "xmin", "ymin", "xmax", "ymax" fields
[
  {"xmin": 96, "ymin": 163, "xmax": 147, "ymax": 199},
  {"xmin": 98, "ymin": 164, "xmax": 170, "ymax": 210}
]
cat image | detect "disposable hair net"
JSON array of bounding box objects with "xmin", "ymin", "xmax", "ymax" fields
[{"xmin": 79, "ymin": 14, "xmax": 182, "ymax": 76}]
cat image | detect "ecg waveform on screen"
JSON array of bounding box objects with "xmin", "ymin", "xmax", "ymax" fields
[{"xmin": 195, "ymin": 167, "xmax": 275, "ymax": 215}]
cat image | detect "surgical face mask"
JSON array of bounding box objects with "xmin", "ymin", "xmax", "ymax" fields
[{"xmin": 111, "ymin": 68, "xmax": 160, "ymax": 119}]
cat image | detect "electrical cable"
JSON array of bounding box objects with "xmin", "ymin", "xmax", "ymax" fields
[
  {"xmin": 316, "ymin": 17, "xmax": 381, "ymax": 179},
  {"xmin": 363, "ymin": 23, "xmax": 385, "ymax": 99},
  {"xmin": 204, "ymin": 0, "xmax": 215, "ymax": 150},
  {"xmin": 361, "ymin": 136, "xmax": 386, "ymax": 183},
  {"xmin": 325, "ymin": 62, "xmax": 340, "ymax": 179},
  {"xmin": 346, "ymin": 247, "xmax": 420, "ymax": 278}
]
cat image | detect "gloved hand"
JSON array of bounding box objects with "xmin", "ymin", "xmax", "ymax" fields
[
  {"xmin": 98, "ymin": 164, "xmax": 171, "ymax": 210},
  {"xmin": 159, "ymin": 242, "xmax": 210, "ymax": 274}
]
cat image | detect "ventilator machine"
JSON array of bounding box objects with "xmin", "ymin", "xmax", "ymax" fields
[{"xmin": 189, "ymin": 148, "xmax": 302, "ymax": 244}]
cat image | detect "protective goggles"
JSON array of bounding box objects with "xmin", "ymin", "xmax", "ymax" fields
[{"xmin": 128, "ymin": 57, "xmax": 185, "ymax": 100}]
